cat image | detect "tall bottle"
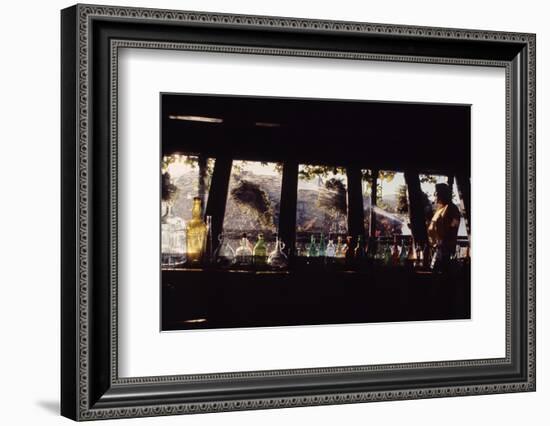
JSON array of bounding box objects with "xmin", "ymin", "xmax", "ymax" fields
[
  {"xmin": 161, "ymin": 202, "xmax": 187, "ymax": 266},
  {"xmin": 344, "ymin": 236, "xmax": 354, "ymax": 266},
  {"xmin": 383, "ymin": 242, "xmax": 392, "ymax": 265},
  {"xmin": 307, "ymin": 235, "xmax": 319, "ymax": 258},
  {"xmin": 186, "ymin": 197, "xmax": 207, "ymax": 264},
  {"xmin": 407, "ymin": 237, "xmax": 417, "ymax": 267},
  {"xmin": 204, "ymin": 215, "xmax": 213, "ymax": 264},
  {"xmin": 399, "ymin": 238, "xmax": 409, "ymax": 265},
  {"xmin": 391, "ymin": 235, "xmax": 400, "ymax": 265},
  {"xmin": 253, "ymin": 233, "xmax": 268, "ymax": 266},
  {"xmin": 318, "ymin": 233, "xmax": 326, "ymax": 257},
  {"xmin": 354, "ymin": 235, "xmax": 367, "ymax": 265}
]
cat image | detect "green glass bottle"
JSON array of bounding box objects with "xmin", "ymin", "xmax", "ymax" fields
[
  {"xmin": 253, "ymin": 233, "xmax": 267, "ymax": 266},
  {"xmin": 307, "ymin": 235, "xmax": 319, "ymax": 257},
  {"xmin": 318, "ymin": 233, "xmax": 326, "ymax": 257},
  {"xmin": 399, "ymin": 239, "xmax": 408, "ymax": 265},
  {"xmin": 354, "ymin": 235, "xmax": 366, "ymax": 259}
]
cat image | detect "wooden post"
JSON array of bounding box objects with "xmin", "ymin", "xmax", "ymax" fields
[
  {"xmin": 455, "ymin": 174, "xmax": 471, "ymax": 238},
  {"xmin": 346, "ymin": 166, "xmax": 366, "ymax": 242},
  {"xmin": 370, "ymin": 170, "xmax": 378, "ymax": 238},
  {"xmin": 404, "ymin": 171, "xmax": 428, "ymax": 245},
  {"xmin": 205, "ymin": 156, "xmax": 233, "ymax": 246},
  {"xmin": 277, "ymin": 160, "xmax": 299, "ymax": 254}
]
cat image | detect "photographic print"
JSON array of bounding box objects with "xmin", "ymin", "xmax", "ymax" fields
[{"xmin": 160, "ymin": 93, "xmax": 471, "ymax": 331}]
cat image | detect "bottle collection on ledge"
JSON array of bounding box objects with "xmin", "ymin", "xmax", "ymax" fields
[{"xmin": 161, "ymin": 197, "xmax": 469, "ymax": 272}]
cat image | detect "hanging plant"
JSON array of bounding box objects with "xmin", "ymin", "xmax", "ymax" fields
[{"xmin": 230, "ymin": 179, "xmax": 274, "ymax": 228}]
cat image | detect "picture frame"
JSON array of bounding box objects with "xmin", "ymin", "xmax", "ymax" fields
[{"xmin": 61, "ymin": 3, "xmax": 536, "ymax": 421}]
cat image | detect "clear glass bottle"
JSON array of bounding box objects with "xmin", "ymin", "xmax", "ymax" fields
[
  {"xmin": 161, "ymin": 202, "xmax": 186, "ymax": 266},
  {"xmin": 235, "ymin": 233, "xmax": 253, "ymax": 266},
  {"xmin": 186, "ymin": 197, "xmax": 207, "ymax": 265},
  {"xmin": 204, "ymin": 215, "xmax": 213, "ymax": 264},
  {"xmin": 325, "ymin": 238, "xmax": 336, "ymax": 258},
  {"xmin": 214, "ymin": 233, "xmax": 235, "ymax": 268},
  {"xmin": 253, "ymin": 233, "xmax": 268, "ymax": 266},
  {"xmin": 267, "ymin": 236, "xmax": 288, "ymax": 269}
]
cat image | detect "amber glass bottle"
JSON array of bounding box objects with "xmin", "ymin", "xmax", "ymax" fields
[{"xmin": 186, "ymin": 197, "xmax": 207, "ymax": 264}]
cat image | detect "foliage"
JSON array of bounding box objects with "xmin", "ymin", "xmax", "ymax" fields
[
  {"xmin": 317, "ymin": 178, "xmax": 347, "ymax": 217},
  {"xmin": 419, "ymin": 174, "xmax": 439, "ymax": 184},
  {"xmin": 396, "ymin": 185, "xmax": 409, "ymax": 215},
  {"xmin": 161, "ymin": 172, "xmax": 178, "ymax": 201},
  {"xmin": 298, "ymin": 165, "xmax": 346, "ymax": 181},
  {"xmin": 230, "ymin": 179, "xmax": 274, "ymax": 228}
]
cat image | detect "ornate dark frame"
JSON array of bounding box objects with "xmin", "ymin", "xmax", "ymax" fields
[{"xmin": 61, "ymin": 4, "xmax": 536, "ymax": 421}]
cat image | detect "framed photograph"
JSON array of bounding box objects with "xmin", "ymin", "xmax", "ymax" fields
[{"xmin": 61, "ymin": 4, "xmax": 536, "ymax": 421}]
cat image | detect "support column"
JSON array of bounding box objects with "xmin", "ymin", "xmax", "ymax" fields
[
  {"xmin": 404, "ymin": 171, "xmax": 428, "ymax": 245},
  {"xmin": 346, "ymin": 166, "xmax": 366, "ymax": 242},
  {"xmin": 277, "ymin": 160, "xmax": 299, "ymax": 253},
  {"xmin": 205, "ymin": 157, "xmax": 233, "ymax": 245}
]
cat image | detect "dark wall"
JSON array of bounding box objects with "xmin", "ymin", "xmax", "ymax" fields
[{"xmin": 162, "ymin": 93, "xmax": 470, "ymax": 176}]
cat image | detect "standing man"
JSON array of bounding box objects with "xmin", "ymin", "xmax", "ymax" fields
[{"xmin": 427, "ymin": 183, "xmax": 461, "ymax": 272}]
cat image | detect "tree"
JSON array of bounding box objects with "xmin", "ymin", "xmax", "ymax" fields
[{"xmin": 396, "ymin": 185, "xmax": 409, "ymax": 215}]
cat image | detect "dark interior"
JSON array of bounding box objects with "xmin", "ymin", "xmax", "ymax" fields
[{"xmin": 161, "ymin": 93, "xmax": 471, "ymax": 331}]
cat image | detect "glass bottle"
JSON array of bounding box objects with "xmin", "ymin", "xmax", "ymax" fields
[
  {"xmin": 407, "ymin": 237, "xmax": 417, "ymax": 266},
  {"xmin": 325, "ymin": 238, "xmax": 336, "ymax": 258},
  {"xmin": 354, "ymin": 235, "xmax": 366, "ymax": 260},
  {"xmin": 253, "ymin": 233, "xmax": 268, "ymax": 266},
  {"xmin": 214, "ymin": 233, "xmax": 235, "ymax": 268},
  {"xmin": 307, "ymin": 235, "xmax": 319, "ymax": 257},
  {"xmin": 161, "ymin": 202, "xmax": 186, "ymax": 266},
  {"xmin": 335, "ymin": 236, "xmax": 345, "ymax": 261},
  {"xmin": 318, "ymin": 233, "xmax": 326, "ymax": 257},
  {"xmin": 204, "ymin": 215, "xmax": 213, "ymax": 264},
  {"xmin": 186, "ymin": 197, "xmax": 207, "ymax": 265},
  {"xmin": 391, "ymin": 235, "xmax": 400, "ymax": 265},
  {"xmin": 400, "ymin": 239, "xmax": 409, "ymax": 265},
  {"xmin": 366, "ymin": 237, "xmax": 377, "ymax": 260},
  {"xmin": 267, "ymin": 236, "xmax": 288, "ymax": 269},
  {"xmin": 235, "ymin": 233, "xmax": 253, "ymax": 266},
  {"xmin": 384, "ymin": 242, "xmax": 393, "ymax": 265}
]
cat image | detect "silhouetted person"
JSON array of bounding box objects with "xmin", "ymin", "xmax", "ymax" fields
[{"xmin": 427, "ymin": 183, "xmax": 461, "ymax": 272}]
